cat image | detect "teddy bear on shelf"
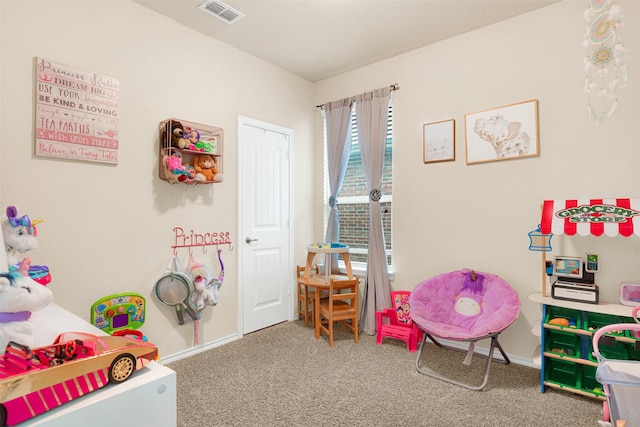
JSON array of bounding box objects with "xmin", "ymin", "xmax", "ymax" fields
[
  {"xmin": 193, "ymin": 154, "xmax": 224, "ymax": 183},
  {"xmin": 0, "ymin": 257, "xmax": 53, "ymax": 351},
  {"xmin": 169, "ymin": 120, "xmax": 189, "ymax": 149}
]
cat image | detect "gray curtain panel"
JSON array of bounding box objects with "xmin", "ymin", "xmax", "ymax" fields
[
  {"xmin": 323, "ymin": 97, "xmax": 353, "ymax": 274},
  {"xmin": 355, "ymin": 87, "xmax": 392, "ymax": 335}
]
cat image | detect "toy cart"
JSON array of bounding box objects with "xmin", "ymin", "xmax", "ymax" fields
[{"xmin": 593, "ymin": 306, "xmax": 640, "ymax": 427}]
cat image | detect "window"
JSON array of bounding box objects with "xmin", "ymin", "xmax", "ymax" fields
[{"xmin": 324, "ymin": 103, "xmax": 393, "ymax": 267}]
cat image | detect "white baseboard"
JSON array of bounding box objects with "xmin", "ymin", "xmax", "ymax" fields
[
  {"xmin": 160, "ymin": 326, "xmax": 539, "ymax": 370},
  {"xmin": 160, "ymin": 332, "xmax": 241, "ymax": 365},
  {"xmin": 426, "ymin": 336, "xmax": 539, "ymax": 369}
]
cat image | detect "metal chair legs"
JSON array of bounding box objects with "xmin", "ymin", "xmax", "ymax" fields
[{"xmin": 414, "ymin": 332, "xmax": 510, "ymax": 391}]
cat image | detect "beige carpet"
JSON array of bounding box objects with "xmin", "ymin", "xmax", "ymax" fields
[{"xmin": 167, "ymin": 321, "xmax": 602, "ymax": 426}]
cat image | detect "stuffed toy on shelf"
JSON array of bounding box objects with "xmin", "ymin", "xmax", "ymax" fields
[
  {"xmin": 192, "ymin": 154, "xmax": 224, "ymax": 183},
  {"xmin": 162, "ymin": 150, "xmax": 197, "ymax": 184},
  {"xmin": 169, "ymin": 120, "xmax": 189, "ymax": 149}
]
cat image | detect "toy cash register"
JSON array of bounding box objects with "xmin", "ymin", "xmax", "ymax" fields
[{"xmin": 551, "ymin": 256, "xmax": 599, "ymax": 304}]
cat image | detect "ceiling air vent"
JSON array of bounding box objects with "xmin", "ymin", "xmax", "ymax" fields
[{"xmin": 199, "ymin": 0, "xmax": 245, "ymax": 25}]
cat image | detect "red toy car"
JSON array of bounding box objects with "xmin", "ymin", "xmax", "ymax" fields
[{"xmin": 0, "ymin": 332, "xmax": 158, "ymax": 426}]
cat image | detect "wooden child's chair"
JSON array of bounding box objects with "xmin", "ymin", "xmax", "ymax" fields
[
  {"xmin": 297, "ymin": 264, "xmax": 321, "ymax": 327},
  {"xmin": 375, "ymin": 290, "xmax": 422, "ymax": 352},
  {"xmin": 317, "ymin": 277, "xmax": 359, "ymax": 348}
]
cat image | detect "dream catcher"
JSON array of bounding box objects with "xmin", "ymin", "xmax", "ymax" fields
[{"xmin": 583, "ymin": 0, "xmax": 628, "ymax": 124}]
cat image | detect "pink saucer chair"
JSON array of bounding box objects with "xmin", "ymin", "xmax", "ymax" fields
[
  {"xmin": 376, "ymin": 291, "xmax": 423, "ymax": 352},
  {"xmin": 410, "ymin": 269, "xmax": 521, "ymax": 390}
]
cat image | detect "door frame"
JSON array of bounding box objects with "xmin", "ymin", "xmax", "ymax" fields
[{"xmin": 237, "ymin": 115, "xmax": 294, "ymax": 336}]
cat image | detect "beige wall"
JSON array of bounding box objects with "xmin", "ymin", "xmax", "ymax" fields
[
  {"xmin": 1, "ymin": 0, "xmax": 639, "ymax": 363},
  {"xmin": 0, "ymin": 0, "xmax": 316, "ymax": 358},
  {"xmin": 314, "ymin": 0, "xmax": 640, "ymax": 361}
]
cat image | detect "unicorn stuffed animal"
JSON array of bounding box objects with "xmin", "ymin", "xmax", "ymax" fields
[
  {"xmin": 2, "ymin": 205, "xmax": 43, "ymax": 267},
  {"xmin": 184, "ymin": 248, "xmax": 225, "ymax": 311},
  {"xmin": 0, "ymin": 258, "xmax": 53, "ymax": 351}
]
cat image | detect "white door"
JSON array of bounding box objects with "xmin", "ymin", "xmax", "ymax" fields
[{"xmin": 238, "ymin": 116, "xmax": 293, "ymax": 334}]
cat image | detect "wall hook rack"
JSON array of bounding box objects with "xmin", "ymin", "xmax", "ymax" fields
[{"xmin": 171, "ymin": 226, "xmax": 233, "ymax": 255}]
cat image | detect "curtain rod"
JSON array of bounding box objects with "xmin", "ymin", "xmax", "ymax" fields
[{"xmin": 316, "ymin": 83, "xmax": 399, "ymax": 109}]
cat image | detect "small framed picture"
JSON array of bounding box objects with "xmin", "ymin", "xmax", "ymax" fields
[
  {"xmin": 465, "ymin": 99, "xmax": 539, "ymax": 165},
  {"xmin": 423, "ymin": 119, "xmax": 455, "ymax": 163}
]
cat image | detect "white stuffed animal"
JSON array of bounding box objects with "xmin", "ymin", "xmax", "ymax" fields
[
  {"xmin": 2, "ymin": 205, "xmax": 43, "ymax": 267},
  {"xmin": 0, "ymin": 258, "xmax": 53, "ymax": 351},
  {"xmin": 191, "ymin": 274, "xmax": 218, "ymax": 311},
  {"xmin": 184, "ymin": 249, "xmax": 224, "ymax": 311}
]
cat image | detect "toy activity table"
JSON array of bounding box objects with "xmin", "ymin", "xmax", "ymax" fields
[
  {"xmin": 298, "ymin": 243, "xmax": 355, "ymax": 338},
  {"xmin": 302, "ymin": 243, "xmax": 353, "ymax": 280}
]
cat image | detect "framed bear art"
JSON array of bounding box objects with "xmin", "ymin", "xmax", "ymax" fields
[{"xmin": 464, "ymin": 99, "xmax": 539, "ymax": 165}]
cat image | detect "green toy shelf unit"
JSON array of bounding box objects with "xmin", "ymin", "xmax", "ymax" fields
[
  {"xmin": 529, "ymin": 198, "xmax": 640, "ymax": 400},
  {"xmin": 529, "ymin": 294, "xmax": 638, "ymax": 399},
  {"xmin": 158, "ymin": 118, "xmax": 224, "ymax": 185}
]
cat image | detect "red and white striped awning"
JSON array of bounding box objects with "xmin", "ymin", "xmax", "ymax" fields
[{"xmin": 540, "ymin": 198, "xmax": 640, "ymax": 237}]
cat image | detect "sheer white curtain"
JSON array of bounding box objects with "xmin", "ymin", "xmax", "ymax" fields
[
  {"xmin": 354, "ymin": 87, "xmax": 392, "ymax": 335},
  {"xmin": 323, "ymin": 98, "xmax": 353, "ymax": 273}
]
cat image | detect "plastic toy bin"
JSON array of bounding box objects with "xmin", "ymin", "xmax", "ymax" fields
[
  {"xmin": 545, "ymin": 329, "xmax": 581, "ymax": 358},
  {"xmin": 544, "ymin": 358, "xmax": 579, "ymax": 388},
  {"xmin": 627, "ymin": 329, "xmax": 640, "ymax": 340},
  {"xmin": 584, "ymin": 312, "xmax": 624, "ymax": 334},
  {"xmin": 580, "ymin": 365, "xmax": 604, "ymax": 396},
  {"xmin": 544, "ymin": 306, "xmax": 581, "ymax": 329},
  {"xmin": 627, "ymin": 340, "xmax": 640, "ymax": 360},
  {"xmin": 589, "ymin": 337, "xmax": 629, "ymax": 362}
]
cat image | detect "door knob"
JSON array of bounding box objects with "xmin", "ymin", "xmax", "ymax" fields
[{"xmin": 245, "ymin": 237, "xmax": 259, "ymax": 244}]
